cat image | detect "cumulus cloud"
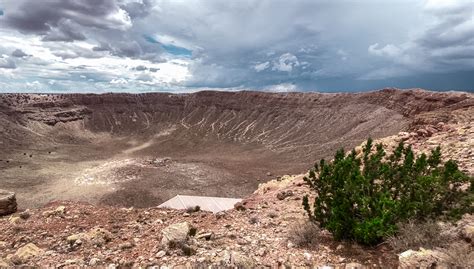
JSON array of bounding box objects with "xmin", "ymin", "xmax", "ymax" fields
[
  {"xmin": 368, "ymin": 43, "xmax": 401, "ymax": 58},
  {"xmin": 110, "ymin": 78, "xmax": 128, "ymax": 84},
  {"xmin": 263, "ymin": 83, "xmax": 299, "ymax": 92},
  {"xmin": 254, "ymin": 61, "xmax": 270, "ymax": 72},
  {"xmin": 272, "ymin": 53, "xmax": 300, "ymax": 72}
]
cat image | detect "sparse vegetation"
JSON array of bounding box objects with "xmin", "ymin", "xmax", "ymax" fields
[
  {"xmin": 303, "ymin": 138, "xmax": 473, "ymax": 245},
  {"xmin": 249, "ymin": 216, "xmax": 259, "ymax": 224},
  {"xmin": 267, "ymin": 211, "xmax": 278, "ymax": 219},
  {"xmin": 387, "ymin": 220, "xmax": 452, "ymax": 252},
  {"xmin": 186, "ymin": 205, "xmax": 201, "ymax": 214},
  {"xmin": 287, "ymin": 220, "xmax": 320, "ymax": 247}
]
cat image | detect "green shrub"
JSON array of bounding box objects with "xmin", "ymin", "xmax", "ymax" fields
[{"xmin": 302, "ymin": 138, "xmax": 473, "ymax": 245}]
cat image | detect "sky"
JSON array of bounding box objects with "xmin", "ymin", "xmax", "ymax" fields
[{"xmin": 0, "ymin": 0, "xmax": 472, "ymax": 93}]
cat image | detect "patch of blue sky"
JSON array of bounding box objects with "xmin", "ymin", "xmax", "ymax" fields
[{"xmin": 144, "ymin": 35, "xmax": 192, "ymax": 57}]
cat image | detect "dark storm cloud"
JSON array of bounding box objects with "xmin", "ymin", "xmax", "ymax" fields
[
  {"xmin": 417, "ymin": 1, "xmax": 474, "ymax": 62},
  {"xmin": 11, "ymin": 49, "xmax": 28, "ymax": 58},
  {"xmin": 42, "ymin": 19, "xmax": 86, "ymax": 42},
  {"xmin": 119, "ymin": 0, "xmax": 153, "ymax": 19},
  {"xmin": 365, "ymin": 0, "xmax": 474, "ymax": 82},
  {"xmin": 3, "ymin": 0, "xmax": 131, "ymax": 40}
]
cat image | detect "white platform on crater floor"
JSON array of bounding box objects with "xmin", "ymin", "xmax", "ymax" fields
[{"xmin": 158, "ymin": 195, "xmax": 242, "ymax": 213}]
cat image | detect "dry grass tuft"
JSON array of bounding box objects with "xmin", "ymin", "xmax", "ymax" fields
[
  {"xmin": 287, "ymin": 220, "xmax": 320, "ymax": 247},
  {"xmin": 387, "ymin": 220, "xmax": 454, "ymax": 252}
]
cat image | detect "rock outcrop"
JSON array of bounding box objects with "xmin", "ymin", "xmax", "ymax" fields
[
  {"xmin": 161, "ymin": 222, "xmax": 191, "ymax": 246},
  {"xmin": 10, "ymin": 243, "xmax": 43, "ymax": 265},
  {"xmin": 0, "ymin": 190, "xmax": 16, "ymax": 216}
]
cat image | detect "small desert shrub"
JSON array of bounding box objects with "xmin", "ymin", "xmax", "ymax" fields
[
  {"xmin": 303, "ymin": 138, "xmax": 473, "ymax": 245},
  {"xmin": 186, "ymin": 205, "xmax": 201, "ymax": 214},
  {"xmin": 249, "ymin": 216, "xmax": 259, "ymax": 224},
  {"xmin": 287, "ymin": 220, "xmax": 320, "ymax": 247},
  {"xmin": 387, "ymin": 220, "xmax": 452, "ymax": 252},
  {"xmin": 267, "ymin": 211, "xmax": 278, "ymax": 218}
]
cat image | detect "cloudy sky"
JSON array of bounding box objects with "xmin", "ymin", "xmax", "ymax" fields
[{"xmin": 0, "ymin": 0, "xmax": 472, "ymax": 93}]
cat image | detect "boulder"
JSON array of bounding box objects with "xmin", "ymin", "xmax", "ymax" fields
[
  {"xmin": 88, "ymin": 227, "xmax": 113, "ymax": 246},
  {"xmin": 67, "ymin": 227, "xmax": 113, "ymax": 247},
  {"xmin": 416, "ymin": 129, "xmax": 429, "ymax": 137},
  {"xmin": 12, "ymin": 243, "xmax": 43, "ymax": 264},
  {"xmin": 42, "ymin": 205, "xmax": 66, "ymax": 217},
  {"xmin": 0, "ymin": 258, "xmax": 11, "ymax": 268},
  {"xmin": 0, "ymin": 189, "xmax": 17, "ymax": 216},
  {"xmin": 398, "ymin": 248, "xmax": 443, "ymax": 268},
  {"xmin": 230, "ymin": 251, "xmax": 255, "ymax": 268},
  {"xmin": 19, "ymin": 210, "xmax": 31, "ymax": 220},
  {"xmin": 8, "ymin": 216, "xmax": 21, "ymax": 224},
  {"xmin": 161, "ymin": 222, "xmax": 191, "ymax": 246},
  {"xmin": 234, "ymin": 202, "xmax": 246, "ymax": 211},
  {"xmin": 462, "ymin": 225, "xmax": 474, "ymax": 243},
  {"xmin": 276, "ymin": 190, "xmax": 294, "ymax": 200}
]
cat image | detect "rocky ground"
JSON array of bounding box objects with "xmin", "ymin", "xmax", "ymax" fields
[{"xmin": 1, "ymin": 104, "xmax": 473, "ymax": 268}]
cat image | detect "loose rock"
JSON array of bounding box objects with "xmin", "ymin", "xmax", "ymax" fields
[
  {"xmin": 161, "ymin": 222, "xmax": 191, "ymax": 246},
  {"xmin": 12, "ymin": 243, "xmax": 43, "ymax": 264},
  {"xmin": 0, "ymin": 189, "xmax": 17, "ymax": 216}
]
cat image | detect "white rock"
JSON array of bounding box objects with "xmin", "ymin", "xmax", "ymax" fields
[
  {"xmin": 89, "ymin": 258, "xmax": 100, "ymax": 266},
  {"xmin": 161, "ymin": 222, "xmax": 191, "ymax": 246},
  {"xmin": 156, "ymin": 250, "xmax": 166, "ymax": 258}
]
